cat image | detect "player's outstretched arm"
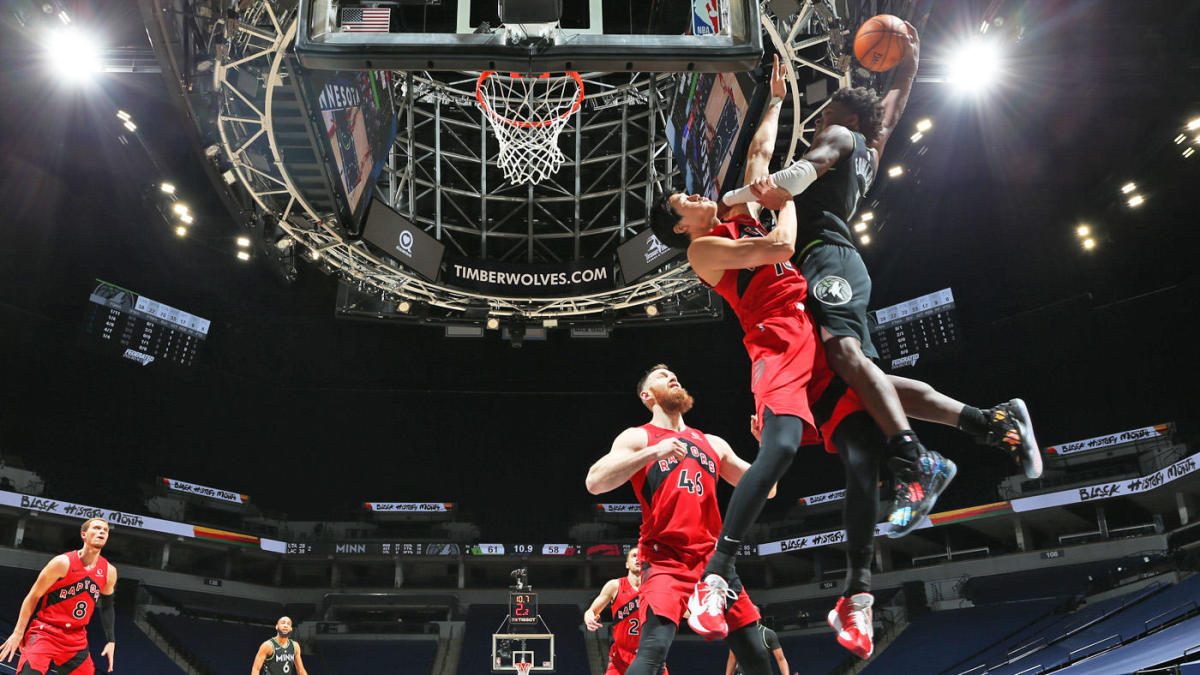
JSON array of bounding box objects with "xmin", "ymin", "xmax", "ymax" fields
[
  {"xmin": 584, "ymin": 578, "xmax": 620, "ymax": 631},
  {"xmin": 586, "ymin": 428, "xmax": 686, "ymax": 495},
  {"xmin": 0, "ymin": 554, "xmax": 70, "ymax": 663},
  {"xmin": 294, "ymin": 641, "xmax": 308, "ymax": 675},
  {"xmin": 250, "ymin": 640, "xmax": 273, "ymax": 674},
  {"xmin": 687, "ymin": 197, "xmax": 797, "ymax": 278},
  {"xmin": 725, "ymin": 54, "xmax": 787, "ymax": 221},
  {"xmin": 100, "ymin": 564, "xmax": 118, "ymax": 672},
  {"xmin": 872, "ymin": 21, "xmax": 919, "ymax": 161}
]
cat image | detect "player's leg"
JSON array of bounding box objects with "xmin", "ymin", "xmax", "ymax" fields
[
  {"xmin": 625, "ymin": 609, "xmax": 676, "ymax": 675},
  {"xmin": 704, "ymin": 409, "xmax": 807, "ymax": 588},
  {"xmin": 53, "ymin": 648, "xmax": 94, "ymax": 675},
  {"xmin": 724, "ymin": 624, "xmax": 773, "ymax": 675},
  {"xmin": 827, "ymin": 412, "xmax": 883, "ymax": 659},
  {"xmin": 889, "ymin": 376, "xmax": 1043, "ymax": 478}
]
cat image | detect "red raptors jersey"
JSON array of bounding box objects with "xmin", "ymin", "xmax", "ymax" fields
[
  {"xmin": 609, "ymin": 577, "xmax": 642, "ymax": 656},
  {"xmin": 34, "ymin": 551, "xmax": 108, "ymax": 629},
  {"xmin": 629, "ymin": 423, "xmax": 722, "ymax": 567},
  {"xmin": 703, "ymin": 215, "xmax": 809, "ymax": 332}
]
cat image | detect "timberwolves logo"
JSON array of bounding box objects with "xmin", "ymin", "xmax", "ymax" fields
[{"xmin": 813, "ymin": 276, "xmax": 853, "ymax": 306}]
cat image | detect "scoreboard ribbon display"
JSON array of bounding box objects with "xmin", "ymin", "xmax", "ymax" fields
[
  {"xmin": 83, "ymin": 280, "xmax": 209, "ymax": 370},
  {"xmin": 870, "ymin": 287, "xmax": 959, "ymax": 371}
]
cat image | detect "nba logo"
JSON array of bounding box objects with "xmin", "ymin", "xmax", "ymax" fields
[{"xmin": 692, "ymin": 0, "xmax": 719, "ymax": 36}]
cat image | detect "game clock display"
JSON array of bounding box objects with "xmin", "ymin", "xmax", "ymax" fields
[
  {"xmin": 870, "ymin": 288, "xmax": 959, "ymax": 371},
  {"xmin": 83, "ymin": 280, "xmax": 210, "ymax": 370},
  {"xmin": 509, "ymin": 591, "xmax": 538, "ymax": 625}
]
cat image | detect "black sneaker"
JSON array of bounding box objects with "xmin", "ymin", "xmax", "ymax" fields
[
  {"xmin": 987, "ymin": 398, "xmax": 1042, "ymax": 479},
  {"xmin": 886, "ymin": 447, "xmax": 957, "ymax": 539}
]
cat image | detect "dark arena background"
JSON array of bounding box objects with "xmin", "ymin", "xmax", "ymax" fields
[{"xmin": 1, "ymin": 0, "xmax": 1200, "ymax": 673}]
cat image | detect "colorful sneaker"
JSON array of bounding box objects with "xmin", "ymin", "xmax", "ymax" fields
[
  {"xmin": 686, "ymin": 574, "xmax": 736, "ymax": 640},
  {"xmin": 987, "ymin": 398, "xmax": 1042, "ymax": 479},
  {"xmin": 827, "ymin": 593, "xmax": 875, "ymax": 659},
  {"xmin": 886, "ymin": 448, "xmax": 957, "ymax": 538}
]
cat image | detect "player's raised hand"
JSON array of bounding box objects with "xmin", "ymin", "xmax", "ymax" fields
[
  {"xmin": 101, "ymin": 641, "xmax": 115, "ymax": 671},
  {"xmin": 649, "ymin": 438, "xmax": 688, "ymax": 462},
  {"xmin": 584, "ymin": 609, "xmax": 603, "ymax": 631},
  {"xmin": 0, "ymin": 632, "xmax": 20, "ymax": 663},
  {"xmin": 769, "ymin": 53, "xmax": 787, "ymax": 101},
  {"xmin": 749, "ymin": 175, "xmax": 791, "ymax": 211}
]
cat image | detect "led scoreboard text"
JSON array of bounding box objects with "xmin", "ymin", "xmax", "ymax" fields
[
  {"xmin": 84, "ymin": 280, "xmax": 210, "ymax": 369},
  {"xmin": 509, "ymin": 592, "xmax": 538, "ymax": 625},
  {"xmin": 870, "ymin": 288, "xmax": 959, "ymax": 371}
]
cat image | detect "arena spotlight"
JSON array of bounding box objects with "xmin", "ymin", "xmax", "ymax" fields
[
  {"xmin": 645, "ymin": 304, "xmax": 660, "ymax": 317},
  {"xmin": 236, "ymin": 236, "xmax": 251, "ymax": 248},
  {"xmin": 910, "ymin": 131, "xmax": 923, "ymax": 143},
  {"xmin": 1120, "ymin": 182, "xmax": 1136, "ymax": 194},
  {"xmin": 180, "ymin": 213, "xmax": 194, "ymax": 224},
  {"xmin": 1185, "ymin": 148, "xmax": 1196, "ymax": 159},
  {"xmin": 236, "ymin": 250, "xmax": 251, "ymax": 261},
  {"xmin": 946, "ymin": 39, "xmax": 1003, "ymax": 93},
  {"xmin": 859, "ymin": 234, "xmax": 871, "ymax": 245},
  {"xmin": 174, "ymin": 226, "xmax": 187, "ymax": 237},
  {"xmin": 160, "ymin": 182, "xmax": 176, "ymax": 194},
  {"xmin": 1127, "ymin": 195, "xmax": 1144, "ymax": 207},
  {"xmin": 397, "ymin": 300, "xmax": 412, "ymax": 313},
  {"xmin": 172, "ymin": 203, "xmax": 189, "ymax": 216},
  {"xmin": 274, "ymin": 236, "xmax": 294, "ymax": 251},
  {"xmin": 1082, "ymin": 238, "xmax": 1095, "ymax": 250},
  {"xmin": 915, "ymin": 119, "xmax": 932, "ymax": 132},
  {"xmin": 309, "ymin": 249, "xmax": 321, "ymax": 261},
  {"xmin": 45, "ymin": 28, "xmax": 102, "ymax": 80},
  {"xmin": 543, "ymin": 318, "xmax": 559, "ymax": 329},
  {"xmin": 122, "ymin": 120, "xmax": 137, "ymax": 133},
  {"xmin": 116, "ymin": 110, "xmax": 131, "ymax": 121},
  {"xmin": 853, "ymin": 222, "xmax": 868, "ymax": 233},
  {"xmin": 1076, "ymin": 224, "xmax": 1090, "ymax": 237},
  {"xmin": 888, "ymin": 166, "xmax": 904, "ymax": 178},
  {"xmin": 1174, "ymin": 134, "xmax": 1187, "ymax": 145},
  {"xmin": 860, "ymin": 212, "xmax": 874, "ymax": 222},
  {"xmin": 486, "ymin": 317, "xmax": 500, "ymax": 330},
  {"xmin": 1188, "ymin": 117, "xmax": 1200, "ymax": 131}
]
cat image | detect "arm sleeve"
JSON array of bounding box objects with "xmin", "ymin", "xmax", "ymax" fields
[{"xmin": 100, "ymin": 594, "xmax": 115, "ymax": 643}]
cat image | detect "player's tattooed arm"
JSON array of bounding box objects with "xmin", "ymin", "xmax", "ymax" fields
[
  {"xmin": 0, "ymin": 554, "xmax": 70, "ymax": 662},
  {"xmin": 586, "ymin": 428, "xmax": 687, "ymax": 494},
  {"xmin": 584, "ymin": 578, "xmax": 620, "ymax": 630},
  {"xmin": 710, "ymin": 434, "xmax": 777, "ymax": 498}
]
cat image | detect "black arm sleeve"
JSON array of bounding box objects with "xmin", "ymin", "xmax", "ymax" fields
[{"xmin": 100, "ymin": 594, "xmax": 115, "ymax": 643}]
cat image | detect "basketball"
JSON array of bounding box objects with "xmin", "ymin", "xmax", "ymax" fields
[{"xmin": 853, "ymin": 14, "xmax": 909, "ymax": 72}]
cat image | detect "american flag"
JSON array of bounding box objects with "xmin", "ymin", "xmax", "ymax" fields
[{"xmin": 341, "ymin": 7, "xmax": 391, "ymax": 33}]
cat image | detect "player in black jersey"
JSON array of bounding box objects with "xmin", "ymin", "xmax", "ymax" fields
[
  {"xmin": 251, "ymin": 616, "xmax": 308, "ymax": 675},
  {"xmin": 725, "ymin": 624, "xmax": 789, "ymax": 675},
  {"xmin": 724, "ymin": 23, "xmax": 1042, "ymax": 537}
]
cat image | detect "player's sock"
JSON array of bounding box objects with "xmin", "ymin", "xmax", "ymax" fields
[
  {"xmin": 703, "ymin": 549, "xmax": 742, "ymax": 596},
  {"xmin": 886, "ymin": 430, "xmax": 921, "ymax": 461},
  {"xmin": 957, "ymin": 405, "xmax": 990, "ymax": 440}
]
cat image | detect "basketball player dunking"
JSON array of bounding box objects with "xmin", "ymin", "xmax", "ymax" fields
[
  {"xmin": 0, "ymin": 518, "xmax": 117, "ymax": 675},
  {"xmin": 251, "ymin": 616, "xmax": 308, "ymax": 675},
  {"xmin": 584, "ymin": 547, "xmax": 669, "ymax": 675},
  {"xmin": 586, "ymin": 365, "xmax": 776, "ymax": 675}
]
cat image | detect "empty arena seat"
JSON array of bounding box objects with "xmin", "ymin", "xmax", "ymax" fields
[
  {"xmin": 1053, "ymin": 615, "xmax": 1200, "ymax": 675},
  {"xmin": 150, "ymin": 613, "xmax": 273, "ymax": 674},
  {"xmin": 315, "ymin": 639, "xmax": 437, "ymax": 674},
  {"xmin": 145, "ymin": 585, "xmax": 296, "ymax": 623}
]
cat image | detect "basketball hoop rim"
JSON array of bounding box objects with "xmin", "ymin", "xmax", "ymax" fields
[
  {"xmin": 515, "ymin": 662, "xmax": 534, "ymax": 674},
  {"xmin": 475, "ymin": 71, "xmax": 585, "ymax": 129}
]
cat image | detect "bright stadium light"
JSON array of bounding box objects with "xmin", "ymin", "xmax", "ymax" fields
[
  {"xmin": 853, "ymin": 222, "xmax": 868, "ymax": 233},
  {"xmin": 45, "ymin": 28, "xmax": 102, "ymax": 80},
  {"xmin": 160, "ymin": 182, "xmax": 176, "ymax": 194},
  {"xmin": 116, "ymin": 110, "xmax": 131, "ymax": 121},
  {"xmin": 859, "ymin": 234, "xmax": 871, "ymax": 245},
  {"xmin": 1184, "ymin": 147, "xmax": 1196, "ymax": 159},
  {"xmin": 172, "ymin": 203, "xmax": 189, "ymax": 215},
  {"xmin": 946, "ymin": 39, "xmax": 1003, "ymax": 93},
  {"xmin": 910, "ymin": 131, "xmax": 923, "ymax": 143},
  {"xmin": 174, "ymin": 226, "xmax": 187, "ymax": 237},
  {"xmin": 916, "ymin": 118, "xmax": 932, "ymax": 132},
  {"xmin": 180, "ymin": 213, "xmax": 194, "ymax": 224},
  {"xmin": 1187, "ymin": 117, "xmax": 1200, "ymax": 131},
  {"xmin": 1120, "ymin": 182, "xmax": 1136, "ymax": 194},
  {"xmin": 1082, "ymin": 238, "xmax": 1095, "ymax": 250},
  {"xmin": 1076, "ymin": 224, "xmax": 1090, "ymax": 237},
  {"xmin": 122, "ymin": 120, "xmax": 137, "ymax": 132},
  {"xmin": 236, "ymin": 250, "xmax": 251, "ymax": 261},
  {"xmin": 309, "ymin": 249, "xmax": 320, "ymax": 260},
  {"xmin": 1175, "ymin": 134, "xmax": 1187, "ymax": 144},
  {"xmin": 645, "ymin": 304, "xmax": 659, "ymax": 317},
  {"xmin": 888, "ymin": 166, "xmax": 904, "ymax": 178},
  {"xmin": 1127, "ymin": 195, "xmax": 1144, "ymax": 207},
  {"xmin": 236, "ymin": 236, "xmax": 251, "ymax": 248},
  {"xmin": 486, "ymin": 317, "xmax": 500, "ymax": 330},
  {"xmin": 860, "ymin": 212, "xmax": 874, "ymax": 222},
  {"xmin": 397, "ymin": 300, "xmax": 412, "ymax": 314}
]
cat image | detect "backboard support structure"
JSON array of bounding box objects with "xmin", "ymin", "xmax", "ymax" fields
[{"xmin": 296, "ymin": 0, "xmax": 761, "ymax": 72}]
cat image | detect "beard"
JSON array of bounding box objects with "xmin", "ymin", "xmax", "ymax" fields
[{"xmin": 655, "ymin": 386, "xmax": 694, "ymax": 415}]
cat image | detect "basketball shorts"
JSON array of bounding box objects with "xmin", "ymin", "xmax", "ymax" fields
[
  {"xmin": 798, "ymin": 242, "xmax": 879, "ymax": 360},
  {"xmin": 804, "ymin": 338, "xmax": 868, "ymax": 454},
  {"xmin": 18, "ymin": 622, "xmax": 93, "ymax": 675},
  {"xmin": 639, "ymin": 556, "xmax": 760, "ymax": 631},
  {"xmin": 743, "ymin": 309, "xmax": 817, "ymax": 432}
]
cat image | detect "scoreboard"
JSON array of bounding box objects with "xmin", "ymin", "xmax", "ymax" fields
[
  {"xmin": 83, "ymin": 280, "xmax": 209, "ymax": 370},
  {"xmin": 870, "ymin": 288, "xmax": 959, "ymax": 371}
]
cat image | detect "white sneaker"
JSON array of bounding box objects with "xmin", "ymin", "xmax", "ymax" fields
[{"xmin": 686, "ymin": 574, "xmax": 736, "ymax": 640}]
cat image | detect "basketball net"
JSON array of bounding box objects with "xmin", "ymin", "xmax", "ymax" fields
[
  {"xmin": 515, "ymin": 662, "xmax": 533, "ymax": 675},
  {"xmin": 476, "ymin": 71, "xmax": 584, "ymax": 185}
]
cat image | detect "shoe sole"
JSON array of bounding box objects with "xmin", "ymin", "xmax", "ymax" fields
[
  {"xmin": 1008, "ymin": 398, "xmax": 1043, "ymax": 479},
  {"xmin": 887, "ymin": 458, "xmax": 957, "ymax": 539}
]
